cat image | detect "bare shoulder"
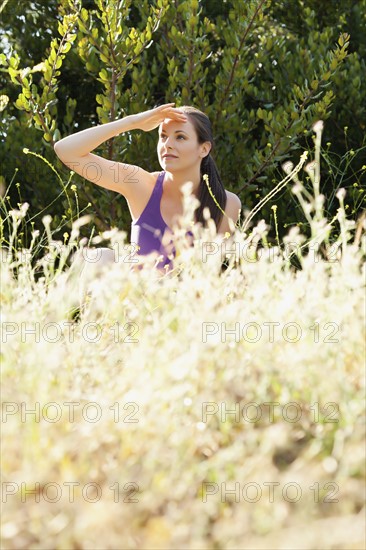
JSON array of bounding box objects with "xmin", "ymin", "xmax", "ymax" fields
[
  {"xmin": 225, "ymin": 190, "xmax": 242, "ymax": 217},
  {"xmin": 140, "ymin": 170, "xmax": 161, "ymax": 191},
  {"xmin": 217, "ymin": 190, "xmax": 242, "ymax": 234},
  {"xmin": 150, "ymin": 170, "xmax": 162, "ymax": 178},
  {"xmin": 225, "ymin": 189, "xmax": 241, "ymax": 206}
]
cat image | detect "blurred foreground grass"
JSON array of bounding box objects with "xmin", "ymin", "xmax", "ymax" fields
[{"xmin": 1, "ymin": 131, "xmax": 365, "ymax": 549}]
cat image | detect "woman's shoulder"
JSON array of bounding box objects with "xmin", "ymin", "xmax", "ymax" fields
[
  {"xmin": 136, "ymin": 170, "xmax": 162, "ymax": 191},
  {"xmin": 217, "ymin": 190, "xmax": 241, "ymax": 234},
  {"xmin": 225, "ymin": 189, "xmax": 241, "ymax": 210},
  {"xmin": 150, "ymin": 170, "xmax": 163, "ymax": 179}
]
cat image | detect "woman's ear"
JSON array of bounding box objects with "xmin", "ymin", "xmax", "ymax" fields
[{"xmin": 201, "ymin": 141, "xmax": 212, "ymax": 158}]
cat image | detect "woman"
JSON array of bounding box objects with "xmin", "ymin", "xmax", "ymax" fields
[{"xmin": 54, "ymin": 103, "xmax": 241, "ymax": 272}]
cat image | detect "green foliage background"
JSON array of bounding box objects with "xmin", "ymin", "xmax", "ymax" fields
[{"xmin": 1, "ymin": 0, "xmax": 365, "ymax": 243}]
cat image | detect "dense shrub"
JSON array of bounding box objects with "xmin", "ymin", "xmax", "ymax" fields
[{"xmin": 1, "ymin": 0, "xmax": 365, "ymax": 244}]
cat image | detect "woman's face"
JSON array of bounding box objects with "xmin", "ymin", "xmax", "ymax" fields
[{"xmin": 157, "ymin": 117, "xmax": 210, "ymax": 172}]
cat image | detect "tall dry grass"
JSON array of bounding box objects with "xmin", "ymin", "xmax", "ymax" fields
[{"xmin": 1, "ymin": 123, "xmax": 365, "ymax": 549}]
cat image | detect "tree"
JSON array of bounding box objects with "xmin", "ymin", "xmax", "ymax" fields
[{"xmin": 1, "ymin": 0, "xmax": 364, "ymax": 248}]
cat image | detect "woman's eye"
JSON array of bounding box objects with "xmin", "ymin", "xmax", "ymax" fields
[{"xmin": 160, "ymin": 135, "xmax": 185, "ymax": 140}]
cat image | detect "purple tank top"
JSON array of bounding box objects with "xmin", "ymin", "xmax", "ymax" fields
[{"xmin": 130, "ymin": 171, "xmax": 193, "ymax": 270}]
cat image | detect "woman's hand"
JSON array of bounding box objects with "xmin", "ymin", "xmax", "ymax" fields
[{"xmin": 134, "ymin": 103, "xmax": 187, "ymax": 132}]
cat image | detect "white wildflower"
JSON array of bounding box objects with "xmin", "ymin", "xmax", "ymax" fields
[
  {"xmin": 336, "ymin": 188, "xmax": 346, "ymax": 200},
  {"xmin": 282, "ymin": 161, "xmax": 294, "ymax": 175},
  {"xmin": 312, "ymin": 120, "xmax": 324, "ymax": 133},
  {"xmin": 42, "ymin": 214, "xmax": 52, "ymax": 227}
]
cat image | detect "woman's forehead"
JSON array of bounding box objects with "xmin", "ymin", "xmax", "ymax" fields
[{"xmin": 160, "ymin": 117, "xmax": 194, "ymax": 132}]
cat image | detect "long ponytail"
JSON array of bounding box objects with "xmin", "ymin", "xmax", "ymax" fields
[{"xmin": 196, "ymin": 153, "xmax": 227, "ymax": 229}]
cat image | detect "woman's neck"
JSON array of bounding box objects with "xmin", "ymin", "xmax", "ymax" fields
[{"xmin": 163, "ymin": 167, "xmax": 201, "ymax": 200}]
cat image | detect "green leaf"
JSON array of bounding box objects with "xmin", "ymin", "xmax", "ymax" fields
[
  {"xmin": 33, "ymin": 113, "xmax": 43, "ymax": 126},
  {"xmin": 81, "ymin": 8, "xmax": 89, "ymax": 22},
  {"xmin": 22, "ymin": 87, "xmax": 32, "ymax": 99},
  {"xmin": 9, "ymin": 56, "xmax": 19, "ymax": 69},
  {"xmin": 62, "ymin": 42, "xmax": 72, "ymax": 54},
  {"xmin": 98, "ymin": 69, "xmax": 109, "ymax": 82},
  {"xmin": 8, "ymin": 67, "xmax": 20, "ymax": 82},
  {"xmin": 15, "ymin": 98, "xmax": 25, "ymax": 110}
]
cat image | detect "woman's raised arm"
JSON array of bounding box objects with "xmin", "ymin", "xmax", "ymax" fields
[
  {"xmin": 53, "ymin": 103, "xmax": 186, "ymax": 197},
  {"xmin": 54, "ymin": 114, "xmax": 139, "ymax": 159}
]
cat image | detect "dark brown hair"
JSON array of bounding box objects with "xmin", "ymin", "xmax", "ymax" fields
[{"xmin": 178, "ymin": 105, "xmax": 227, "ymax": 230}]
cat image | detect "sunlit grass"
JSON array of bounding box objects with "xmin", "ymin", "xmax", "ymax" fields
[{"xmin": 1, "ymin": 125, "xmax": 365, "ymax": 550}]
